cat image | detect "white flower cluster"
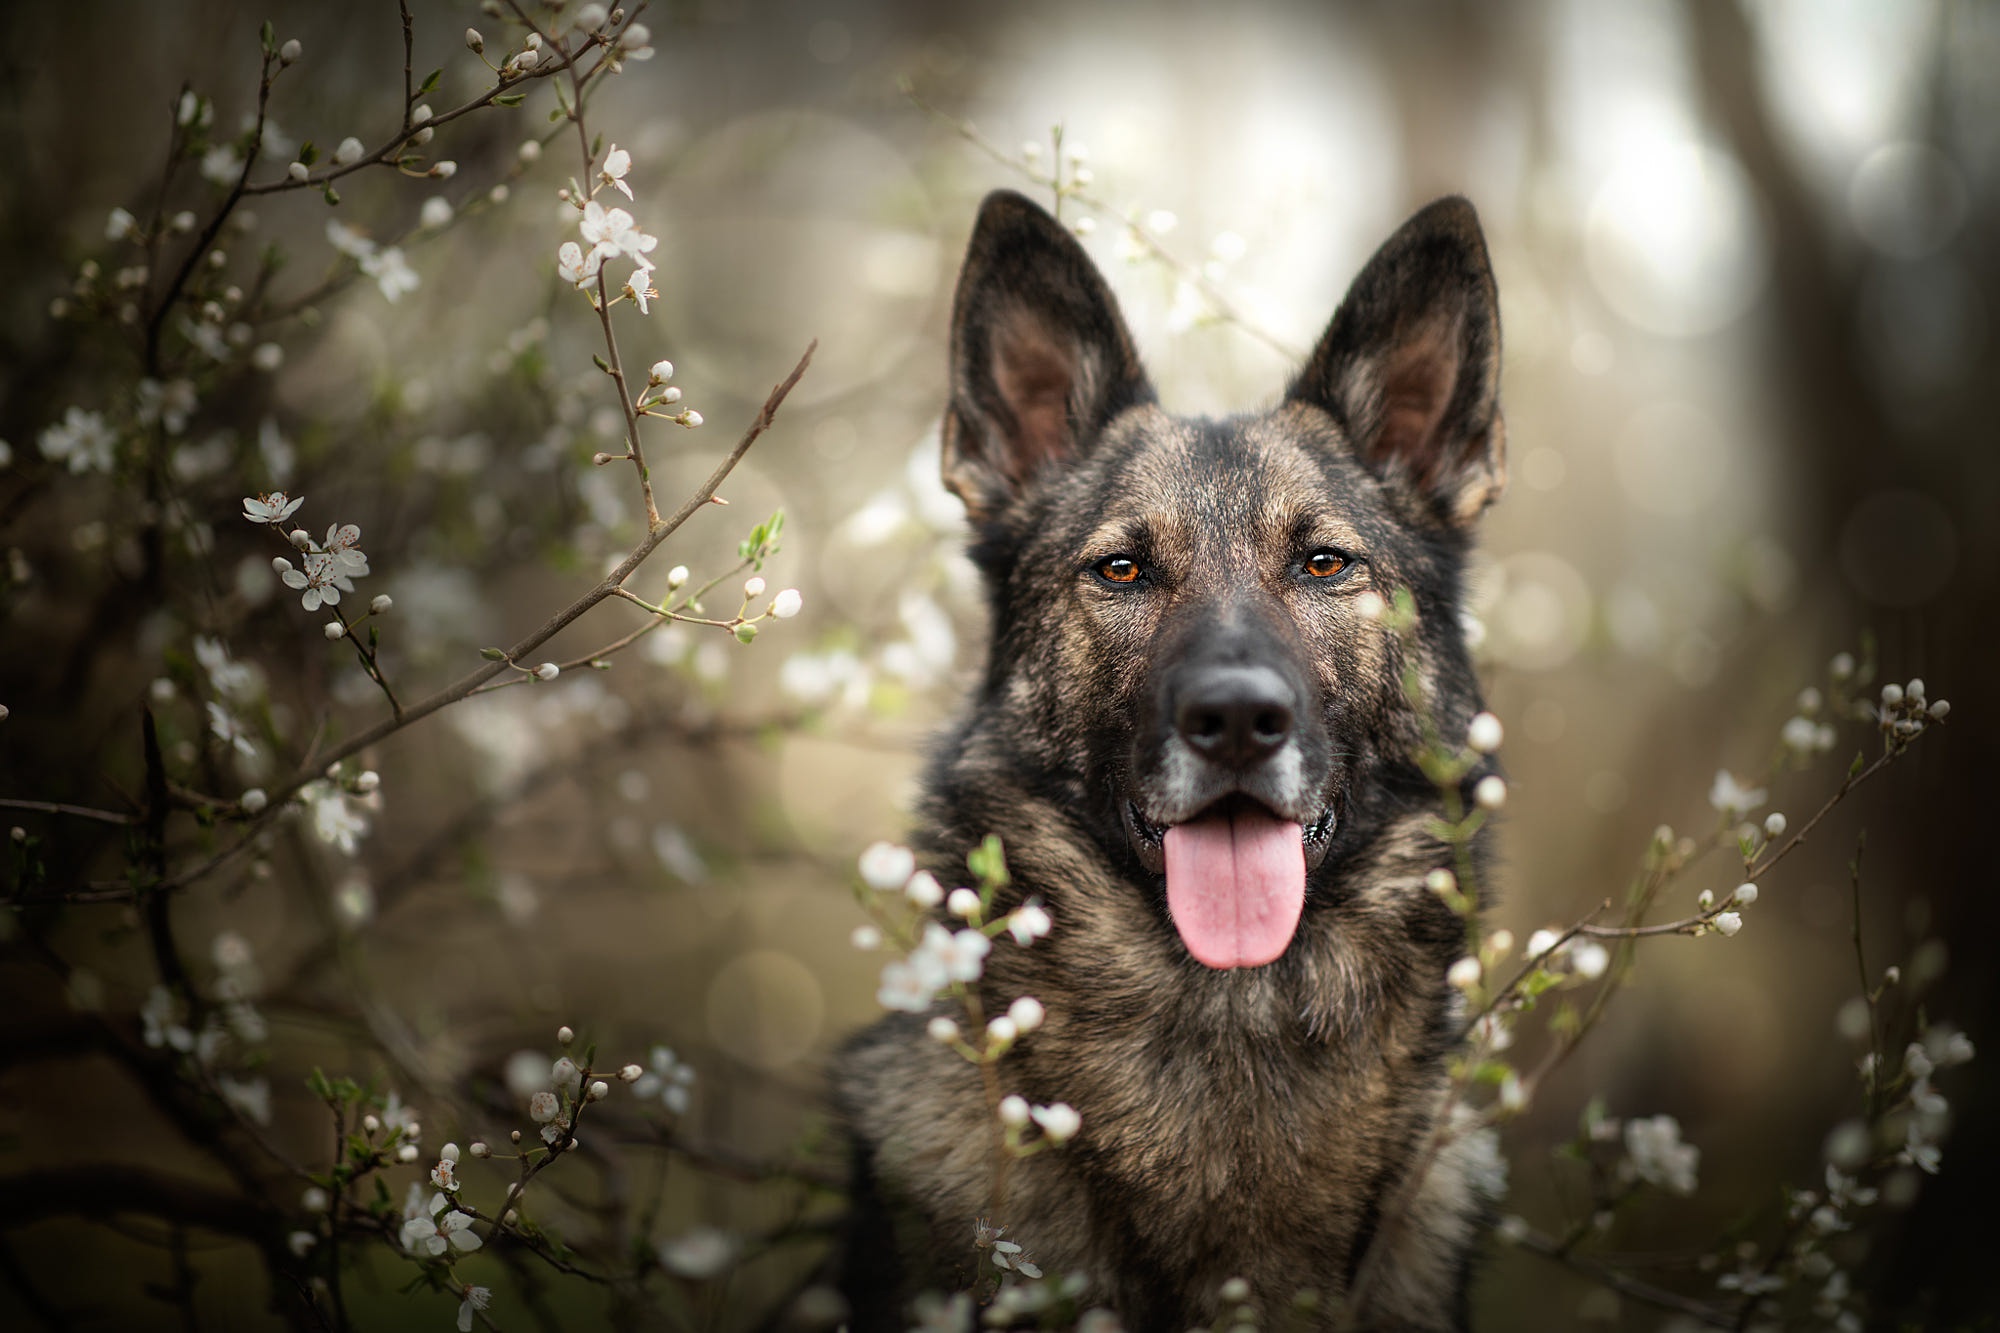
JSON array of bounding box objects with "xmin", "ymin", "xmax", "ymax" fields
[
  {"xmin": 1895, "ymin": 1027, "xmax": 1974, "ymax": 1175},
  {"xmin": 1620, "ymin": 1113, "xmax": 1701, "ymax": 1195},
  {"xmin": 557, "ymin": 195, "xmax": 658, "ymax": 310},
  {"xmin": 630, "ymin": 1044, "xmax": 697, "ymax": 1114},
  {"xmin": 325, "ymin": 219, "xmax": 419, "ymax": 302},
  {"xmin": 244, "ymin": 494, "xmax": 373, "ymax": 613},
  {"xmin": 38, "ymin": 406, "xmax": 117, "ymax": 473}
]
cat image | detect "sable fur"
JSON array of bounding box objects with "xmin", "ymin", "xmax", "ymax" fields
[{"xmin": 833, "ymin": 189, "xmax": 1509, "ymax": 1331}]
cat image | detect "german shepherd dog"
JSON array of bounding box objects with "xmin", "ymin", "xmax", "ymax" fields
[{"xmin": 834, "ymin": 189, "xmax": 1507, "ymax": 1330}]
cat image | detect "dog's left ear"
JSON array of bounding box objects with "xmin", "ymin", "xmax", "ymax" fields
[
  {"xmin": 942, "ymin": 190, "xmax": 1154, "ymax": 522},
  {"xmin": 1287, "ymin": 197, "xmax": 1505, "ymax": 527}
]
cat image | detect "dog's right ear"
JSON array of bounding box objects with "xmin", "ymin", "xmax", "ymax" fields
[{"xmin": 942, "ymin": 190, "xmax": 1154, "ymax": 522}]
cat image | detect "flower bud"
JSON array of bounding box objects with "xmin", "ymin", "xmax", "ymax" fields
[
  {"xmin": 1763, "ymin": 812, "xmax": 1786, "ymax": 839},
  {"xmin": 333, "ymin": 137, "xmax": 364, "ymax": 166},
  {"xmin": 536, "ymin": 662, "xmax": 560, "ymax": 681},
  {"xmin": 904, "ymin": 871, "xmax": 944, "ymax": 908},
  {"xmin": 241, "ymin": 788, "xmax": 268, "ymax": 813},
  {"xmin": 324, "ymin": 620, "xmax": 346, "ymax": 640},
  {"xmin": 667, "ymin": 565, "xmax": 690, "ymax": 590},
  {"xmin": 927, "ymin": 1016, "xmax": 959, "ymax": 1043},
  {"xmin": 279, "ymin": 38, "xmax": 302, "ymax": 64},
  {"xmin": 431, "ymin": 161, "xmax": 457, "ymax": 179},
  {"xmin": 289, "ymin": 528, "xmax": 311, "ymax": 549},
  {"xmin": 586, "ymin": 1080, "xmax": 609, "ymax": 1101},
  {"xmin": 648, "ymin": 358, "xmax": 674, "ymax": 383},
  {"xmin": 1447, "ymin": 956, "xmax": 1482, "ymax": 990},
  {"xmin": 465, "ymin": 27, "xmax": 485, "ymax": 52},
  {"xmin": 743, "ymin": 576, "xmax": 766, "ymax": 599},
  {"xmin": 441, "ymin": 1142, "xmax": 460, "ymax": 1162},
  {"xmin": 557, "ymin": 1025, "xmax": 575, "ymax": 1045},
  {"xmin": 518, "ymin": 139, "xmax": 542, "ymax": 163},
  {"xmin": 371, "ymin": 594, "xmax": 393, "ymax": 614},
  {"xmin": 850, "ymin": 924, "xmax": 882, "ymax": 949},
  {"xmin": 1466, "ymin": 711, "xmax": 1503, "ymax": 754},
  {"xmin": 1713, "ymin": 911, "xmax": 1743, "ymax": 937},
  {"xmin": 678, "ymin": 410, "xmax": 703, "ymax": 428},
  {"xmin": 396, "ymin": 1144, "xmax": 418, "ymax": 1162},
  {"xmin": 1929, "ymin": 699, "xmax": 1950, "ymax": 720},
  {"xmin": 987, "ymin": 1016, "xmax": 1019, "ymax": 1044},
  {"xmin": 354, "ymin": 771, "xmax": 380, "ymax": 793},
  {"xmin": 362, "ymin": 1114, "xmax": 380, "ymax": 1134},
  {"xmin": 288, "ymin": 161, "xmax": 309, "ymax": 182},
  {"xmin": 1880, "ymin": 682, "xmax": 1903, "ymax": 707},
  {"xmin": 619, "ymin": 1064, "xmax": 642, "ymax": 1082},
  {"xmin": 947, "ymin": 888, "xmax": 980, "ymax": 919},
  {"xmin": 1008, "ymin": 996, "xmax": 1046, "ymax": 1033},
  {"xmin": 1473, "ymin": 775, "xmax": 1507, "ymax": 810},
  {"xmin": 999, "ymin": 1095, "xmax": 1030, "ymax": 1127},
  {"xmin": 1733, "ymin": 882, "xmax": 1759, "ymax": 905},
  {"xmin": 469, "ymin": 1141, "xmax": 490, "ymax": 1157},
  {"xmin": 772, "ymin": 588, "xmax": 803, "ymax": 619}
]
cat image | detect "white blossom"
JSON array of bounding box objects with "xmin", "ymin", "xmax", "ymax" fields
[
  {"xmin": 631, "ymin": 1045, "xmax": 696, "ymax": 1114},
  {"xmin": 658, "ymin": 1227, "xmax": 737, "ymax": 1279},
  {"xmin": 771, "ymin": 588, "xmax": 803, "ymax": 619},
  {"xmin": 1007, "ymin": 899, "xmax": 1052, "ymax": 945},
  {"xmin": 557, "ymin": 239, "xmax": 600, "ymax": 287},
  {"xmin": 1624, "ymin": 1114, "xmax": 1699, "ymax": 1194},
  {"xmin": 420, "ymin": 196, "xmax": 453, "ymax": 229},
  {"xmin": 457, "ymin": 1286, "xmax": 491, "ymax": 1333},
  {"xmin": 38, "ymin": 407, "xmax": 117, "ymax": 473},
  {"xmin": 579, "ymin": 200, "xmax": 657, "ymax": 272},
  {"xmin": 905, "ymin": 870, "xmax": 944, "ymax": 908},
  {"xmin": 1008, "ymin": 996, "xmax": 1046, "ymax": 1033},
  {"xmin": 876, "ymin": 959, "xmax": 936, "ymax": 1013},
  {"xmin": 1030, "ymin": 1102, "xmax": 1080, "ymax": 1143},
  {"xmin": 599, "ymin": 144, "xmax": 633, "ymax": 199},
  {"xmin": 359, "ymin": 246, "xmax": 418, "ymax": 302},
  {"xmin": 858, "ymin": 841, "xmax": 915, "ymax": 891},
  {"xmin": 400, "ymin": 1192, "xmax": 482, "ymax": 1255},
  {"xmin": 1713, "ymin": 911, "xmax": 1743, "ymax": 937},
  {"xmin": 919, "ymin": 922, "xmax": 990, "ymax": 984},
  {"xmin": 1709, "ymin": 770, "xmax": 1767, "ymax": 818},
  {"xmin": 106, "ymin": 207, "xmax": 137, "ymax": 240},
  {"xmin": 202, "ymin": 144, "xmax": 245, "ymax": 185},
  {"xmin": 207, "ymin": 701, "xmax": 257, "ymax": 759}
]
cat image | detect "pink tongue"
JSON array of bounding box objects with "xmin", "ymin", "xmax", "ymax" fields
[{"xmin": 1163, "ymin": 808, "xmax": 1305, "ymax": 969}]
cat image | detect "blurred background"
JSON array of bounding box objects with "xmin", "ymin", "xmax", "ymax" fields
[{"xmin": 0, "ymin": 0, "xmax": 1993, "ymax": 1327}]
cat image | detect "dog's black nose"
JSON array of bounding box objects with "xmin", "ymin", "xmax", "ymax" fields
[{"xmin": 1174, "ymin": 665, "xmax": 1296, "ymax": 768}]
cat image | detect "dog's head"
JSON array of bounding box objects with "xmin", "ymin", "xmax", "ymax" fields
[{"xmin": 940, "ymin": 190, "xmax": 1503, "ymax": 970}]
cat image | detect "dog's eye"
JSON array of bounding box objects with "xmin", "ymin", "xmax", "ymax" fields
[
  {"xmin": 1095, "ymin": 556, "xmax": 1142, "ymax": 584},
  {"xmin": 1304, "ymin": 550, "xmax": 1348, "ymax": 579}
]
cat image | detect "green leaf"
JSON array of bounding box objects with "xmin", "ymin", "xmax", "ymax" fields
[
  {"xmin": 549, "ymin": 108, "xmax": 565, "ymax": 123},
  {"xmin": 967, "ymin": 834, "xmax": 1010, "ymax": 890},
  {"xmin": 322, "ymin": 184, "xmax": 340, "ymax": 206},
  {"xmin": 298, "ymin": 141, "xmax": 318, "ymax": 166},
  {"xmin": 494, "ymin": 92, "xmax": 526, "ymax": 107},
  {"xmin": 592, "ymin": 353, "xmax": 610, "ymax": 373},
  {"xmin": 480, "ymin": 647, "xmax": 508, "ymax": 660},
  {"xmin": 261, "ymin": 19, "xmax": 275, "ymax": 52},
  {"xmin": 1848, "ymin": 751, "xmax": 1865, "ymax": 780},
  {"xmin": 418, "ymin": 67, "xmax": 442, "ymax": 96}
]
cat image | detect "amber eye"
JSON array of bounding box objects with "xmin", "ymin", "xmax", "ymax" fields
[
  {"xmin": 1304, "ymin": 550, "xmax": 1348, "ymax": 579},
  {"xmin": 1096, "ymin": 556, "xmax": 1141, "ymax": 584}
]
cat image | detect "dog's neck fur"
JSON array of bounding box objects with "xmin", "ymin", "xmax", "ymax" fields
[{"xmin": 867, "ymin": 735, "xmax": 1492, "ymax": 1328}]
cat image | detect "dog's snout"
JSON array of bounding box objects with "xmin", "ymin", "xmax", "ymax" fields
[{"xmin": 1174, "ymin": 665, "xmax": 1296, "ymax": 768}]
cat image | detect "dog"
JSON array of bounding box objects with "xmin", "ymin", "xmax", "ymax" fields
[{"xmin": 833, "ymin": 188, "xmax": 1507, "ymax": 1331}]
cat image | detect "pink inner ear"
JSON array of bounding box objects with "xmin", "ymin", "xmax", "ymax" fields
[
  {"xmin": 1373, "ymin": 321, "xmax": 1462, "ymax": 488},
  {"xmin": 992, "ymin": 317, "xmax": 1076, "ymax": 486}
]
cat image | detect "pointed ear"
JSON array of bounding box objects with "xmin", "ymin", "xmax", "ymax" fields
[
  {"xmin": 1287, "ymin": 197, "xmax": 1505, "ymax": 527},
  {"xmin": 941, "ymin": 190, "xmax": 1154, "ymax": 522}
]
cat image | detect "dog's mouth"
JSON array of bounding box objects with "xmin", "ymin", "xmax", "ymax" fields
[{"xmin": 1124, "ymin": 794, "xmax": 1337, "ymax": 970}]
